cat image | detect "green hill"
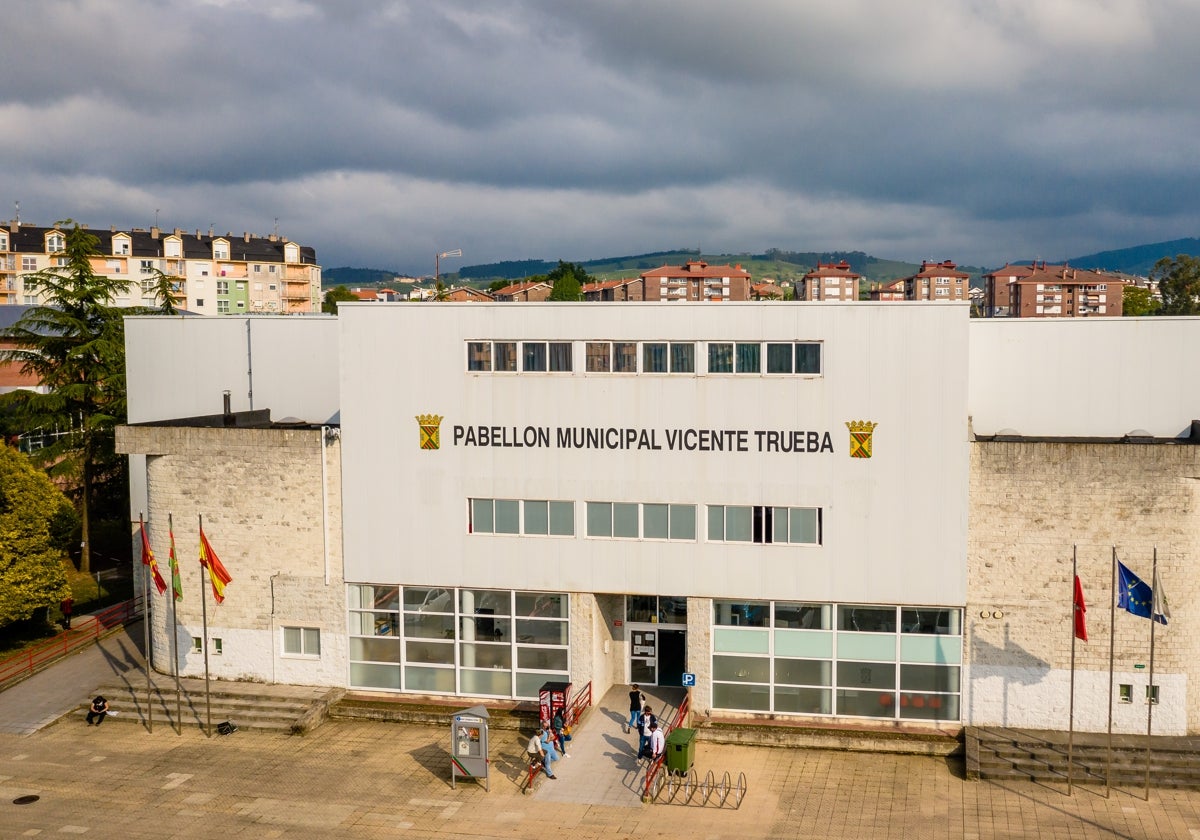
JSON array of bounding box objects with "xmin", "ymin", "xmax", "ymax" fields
[{"xmin": 1063, "ymin": 239, "xmax": 1200, "ymax": 275}]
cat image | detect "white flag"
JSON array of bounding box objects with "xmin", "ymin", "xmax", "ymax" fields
[{"xmin": 1152, "ymin": 566, "xmax": 1171, "ymax": 626}]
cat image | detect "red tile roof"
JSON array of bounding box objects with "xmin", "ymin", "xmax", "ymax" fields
[
  {"xmin": 640, "ymin": 260, "xmax": 751, "ymax": 280},
  {"xmin": 804, "ymin": 260, "xmax": 862, "ymax": 279},
  {"xmin": 494, "ymin": 280, "xmax": 550, "ymax": 296}
]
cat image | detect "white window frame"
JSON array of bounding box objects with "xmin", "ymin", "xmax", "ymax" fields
[{"xmin": 281, "ymin": 626, "xmax": 321, "ymax": 658}]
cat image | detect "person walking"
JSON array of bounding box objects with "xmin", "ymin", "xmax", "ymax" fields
[
  {"xmin": 649, "ymin": 720, "xmax": 665, "ymax": 763},
  {"xmin": 627, "ymin": 684, "xmax": 644, "ymax": 733},
  {"xmin": 637, "ymin": 704, "xmax": 657, "ymax": 760}
]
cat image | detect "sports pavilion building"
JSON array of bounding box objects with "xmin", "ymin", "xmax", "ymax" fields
[{"xmin": 117, "ymin": 304, "xmax": 1200, "ymax": 736}]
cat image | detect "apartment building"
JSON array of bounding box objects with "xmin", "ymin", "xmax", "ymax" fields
[
  {"xmin": 640, "ymin": 260, "xmax": 752, "ymax": 302},
  {"xmin": 903, "ymin": 260, "xmax": 971, "ymax": 301},
  {"xmin": 0, "ymin": 221, "xmax": 321, "ymax": 315},
  {"xmin": 493, "ymin": 280, "xmax": 552, "ymax": 302},
  {"xmin": 983, "ymin": 262, "xmax": 1126, "ymax": 317},
  {"xmin": 867, "ymin": 278, "xmax": 906, "ymax": 301},
  {"xmin": 581, "ymin": 278, "xmax": 644, "ymax": 301},
  {"xmin": 796, "ymin": 261, "xmax": 862, "ymax": 302}
]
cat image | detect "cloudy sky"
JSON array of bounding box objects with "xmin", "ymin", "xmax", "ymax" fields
[{"xmin": 5, "ymin": 0, "xmax": 1199, "ymax": 273}]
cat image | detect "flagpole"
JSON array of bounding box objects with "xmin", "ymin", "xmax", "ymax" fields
[
  {"xmin": 1144, "ymin": 547, "xmax": 1157, "ymax": 801},
  {"xmin": 200, "ymin": 514, "xmax": 212, "ymax": 739},
  {"xmin": 169, "ymin": 513, "xmax": 182, "ymax": 736},
  {"xmin": 1068, "ymin": 545, "xmax": 1077, "ymax": 796},
  {"xmin": 140, "ymin": 513, "xmax": 154, "ymax": 735},
  {"xmin": 1106, "ymin": 546, "xmax": 1116, "ymax": 799}
]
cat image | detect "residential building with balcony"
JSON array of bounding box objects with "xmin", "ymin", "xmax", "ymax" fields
[
  {"xmin": 581, "ymin": 278, "xmax": 644, "ymax": 301},
  {"xmin": 640, "ymin": 260, "xmax": 752, "ymax": 302},
  {"xmin": 0, "ymin": 221, "xmax": 321, "ymax": 315},
  {"xmin": 983, "ymin": 262, "xmax": 1127, "ymax": 318},
  {"xmin": 796, "ymin": 261, "xmax": 862, "ymax": 302},
  {"xmin": 903, "ymin": 260, "xmax": 971, "ymax": 302}
]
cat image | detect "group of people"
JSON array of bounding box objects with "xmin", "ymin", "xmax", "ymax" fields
[
  {"xmin": 628, "ymin": 684, "xmax": 664, "ymax": 763},
  {"xmin": 526, "ymin": 707, "xmax": 572, "ymax": 780}
]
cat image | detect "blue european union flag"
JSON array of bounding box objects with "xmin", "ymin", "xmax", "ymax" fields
[{"xmin": 1117, "ymin": 561, "xmax": 1166, "ymax": 625}]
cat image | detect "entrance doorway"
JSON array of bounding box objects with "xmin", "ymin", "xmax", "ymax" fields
[{"xmin": 628, "ymin": 625, "xmax": 687, "ymax": 687}]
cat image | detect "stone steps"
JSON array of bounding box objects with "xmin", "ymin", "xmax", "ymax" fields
[
  {"xmin": 74, "ymin": 679, "xmax": 338, "ymax": 734},
  {"xmin": 967, "ymin": 727, "xmax": 1200, "ymax": 790}
]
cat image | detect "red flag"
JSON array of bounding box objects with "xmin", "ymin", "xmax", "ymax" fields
[
  {"xmin": 1073, "ymin": 575, "xmax": 1088, "ymax": 641},
  {"xmin": 198, "ymin": 526, "xmax": 233, "ymax": 604},
  {"xmin": 140, "ymin": 519, "xmax": 167, "ymax": 596}
]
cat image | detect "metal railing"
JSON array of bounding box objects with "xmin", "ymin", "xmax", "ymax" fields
[
  {"xmin": 524, "ymin": 680, "xmax": 593, "ymax": 793},
  {"xmin": 0, "ymin": 595, "xmax": 143, "ymax": 689},
  {"xmin": 642, "ymin": 690, "xmax": 691, "ymax": 800}
]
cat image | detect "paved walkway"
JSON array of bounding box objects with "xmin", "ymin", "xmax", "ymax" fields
[{"xmin": 4, "ymin": 632, "xmax": 1200, "ymax": 838}]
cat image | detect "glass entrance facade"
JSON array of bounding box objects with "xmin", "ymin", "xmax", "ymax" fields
[
  {"xmin": 348, "ymin": 585, "xmax": 570, "ymax": 699},
  {"xmin": 712, "ymin": 601, "xmax": 962, "ymax": 721}
]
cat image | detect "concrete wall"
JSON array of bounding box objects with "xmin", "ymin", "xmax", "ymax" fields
[
  {"xmin": 117, "ymin": 424, "xmax": 346, "ymax": 688},
  {"xmin": 967, "ymin": 440, "xmax": 1199, "ymax": 734},
  {"xmin": 968, "ymin": 317, "xmax": 1200, "ymax": 438},
  {"xmin": 340, "ymin": 302, "xmax": 970, "ymax": 607}
]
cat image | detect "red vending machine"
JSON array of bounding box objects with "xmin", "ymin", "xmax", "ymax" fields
[{"xmin": 538, "ymin": 681, "xmax": 573, "ymax": 727}]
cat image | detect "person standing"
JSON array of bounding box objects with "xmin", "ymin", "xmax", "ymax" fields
[
  {"xmin": 637, "ymin": 704, "xmax": 657, "ymax": 760},
  {"xmin": 86, "ymin": 696, "xmax": 109, "ymax": 726},
  {"xmin": 61, "ymin": 596, "xmax": 73, "ymax": 630},
  {"xmin": 527, "ymin": 727, "xmax": 555, "ymax": 779},
  {"xmin": 539, "ymin": 726, "xmax": 560, "ymax": 778},
  {"xmin": 627, "ymin": 684, "xmax": 644, "ymax": 733},
  {"xmin": 649, "ymin": 721, "xmax": 665, "ymax": 763}
]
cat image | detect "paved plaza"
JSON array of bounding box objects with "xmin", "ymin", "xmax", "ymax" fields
[{"xmin": 3, "ymin": 629, "xmax": 1200, "ymax": 838}]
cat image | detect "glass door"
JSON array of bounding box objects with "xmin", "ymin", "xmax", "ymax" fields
[{"xmin": 630, "ymin": 627, "xmax": 657, "ymax": 685}]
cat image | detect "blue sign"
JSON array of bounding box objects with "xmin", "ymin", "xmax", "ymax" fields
[{"xmin": 682, "ymin": 673, "xmax": 696, "ymax": 687}]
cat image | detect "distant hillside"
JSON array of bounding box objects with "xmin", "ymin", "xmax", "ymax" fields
[
  {"xmin": 323, "ymin": 266, "xmax": 412, "ymax": 287},
  {"xmin": 1063, "ymin": 239, "xmax": 1200, "ymax": 275}
]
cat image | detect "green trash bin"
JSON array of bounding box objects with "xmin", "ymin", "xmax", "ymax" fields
[{"xmin": 665, "ymin": 727, "xmax": 696, "ymax": 775}]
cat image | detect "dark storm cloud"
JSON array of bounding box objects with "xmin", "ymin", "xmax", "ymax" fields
[{"xmin": 2, "ymin": 0, "xmax": 1198, "ymax": 271}]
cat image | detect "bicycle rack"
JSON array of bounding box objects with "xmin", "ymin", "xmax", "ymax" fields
[{"xmin": 651, "ymin": 768, "xmax": 746, "ymax": 808}]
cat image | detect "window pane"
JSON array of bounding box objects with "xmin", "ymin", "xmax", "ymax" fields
[
  {"xmin": 614, "ymin": 342, "xmax": 637, "ymax": 372},
  {"xmin": 735, "ymin": 343, "xmax": 761, "ymax": 373},
  {"xmin": 836, "ymin": 689, "xmax": 896, "ymax": 718},
  {"xmin": 515, "ymin": 592, "xmax": 568, "ymax": 618},
  {"xmin": 522, "ymin": 342, "xmax": 547, "ymax": 371},
  {"xmin": 405, "ymin": 665, "xmax": 455, "ymax": 693},
  {"xmin": 349, "ymin": 612, "xmax": 396, "ymax": 636},
  {"xmin": 796, "ymin": 342, "xmax": 821, "ymax": 374},
  {"xmin": 613, "ymin": 502, "xmax": 639, "ymax": 538},
  {"xmin": 643, "ymin": 343, "xmax": 668, "ymax": 373},
  {"xmin": 712, "ymin": 655, "xmax": 770, "ymax": 683},
  {"xmin": 407, "ymin": 640, "xmax": 455, "ymax": 665},
  {"xmin": 460, "ymin": 643, "xmax": 511, "ymax": 669},
  {"xmin": 627, "ymin": 595, "xmax": 657, "ymax": 622},
  {"xmin": 839, "ymin": 606, "xmax": 896, "ymax": 633},
  {"xmin": 772, "ymin": 507, "xmax": 788, "ymax": 543},
  {"xmin": 471, "ymin": 499, "xmax": 494, "ymax": 533},
  {"xmin": 837, "ymin": 661, "xmax": 895, "ymax": 690},
  {"xmin": 587, "ymin": 502, "xmax": 612, "ymax": 537},
  {"xmin": 714, "ymin": 600, "xmax": 769, "ymax": 627},
  {"xmin": 775, "ymin": 686, "xmax": 832, "ymax": 714},
  {"xmin": 462, "ymin": 615, "xmax": 510, "ymax": 642},
  {"xmin": 549, "ymin": 501, "xmax": 575, "ymax": 536},
  {"xmin": 707, "ymin": 505, "xmax": 724, "ymax": 541},
  {"xmin": 774, "ymin": 602, "xmax": 830, "ymax": 630},
  {"xmin": 494, "ymin": 342, "xmax": 517, "ymax": 371},
  {"xmin": 283, "ymin": 627, "xmax": 301, "ymax": 654},
  {"xmin": 643, "ymin": 504, "xmax": 668, "ymax": 538},
  {"xmin": 467, "ymin": 342, "xmax": 491, "ymax": 371},
  {"xmin": 789, "ymin": 508, "xmax": 819, "ymax": 544},
  {"xmin": 549, "ymin": 342, "xmax": 572, "ymax": 372},
  {"xmin": 515, "ymin": 619, "xmax": 568, "ymax": 645},
  {"xmin": 404, "ymin": 612, "xmax": 455, "ymax": 639},
  {"xmin": 303, "ymin": 628, "xmax": 321, "ymax": 655},
  {"xmin": 495, "ymin": 499, "xmax": 519, "ymax": 534},
  {"xmin": 460, "ymin": 589, "xmax": 510, "ymax": 616},
  {"xmin": 670, "ymin": 342, "xmax": 695, "ymax": 373},
  {"xmin": 899, "ymin": 693, "xmax": 958, "ymax": 721},
  {"xmin": 708, "ymin": 343, "xmax": 733, "ymax": 373},
  {"xmin": 585, "ymin": 342, "xmax": 610, "ymax": 372},
  {"xmin": 775, "ymin": 658, "xmax": 832, "ymax": 686},
  {"xmin": 404, "ymin": 587, "xmax": 452, "ymax": 612},
  {"xmin": 517, "ymin": 647, "xmax": 569, "ymax": 671},
  {"xmin": 669, "ymin": 504, "xmax": 696, "ymax": 540},
  {"xmin": 900, "ymin": 664, "xmax": 960, "ymax": 693},
  {"xmin": 461, "ymin": 668, "xmax": 512, "ymax": 696},
  {"xmin": 725, "ymin": 506, "xmax": 752, "ymax": 541},
  {"xmin": 766, "ymin": 343, "xmax": 793, "ymax": 373},
  {"xmin": 713, "ymin": 682, "xmax": 771, "ymax": 711},
  {"xmin": 351, "ymin": 663, "xmax": 401, "ymax": 690},
  {"xmin": 350, "ymin": 636, "xmax": 399, "ymax": 662},
  {"xmin": 523, "ymin": 500, "xmax": 548, "ymax": 535},
  {"xmin": 901, "ymin": 609, "xmax": 960, "ymax": 635}
]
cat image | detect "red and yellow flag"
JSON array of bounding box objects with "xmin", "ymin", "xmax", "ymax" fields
[
  {"xmin": 140, "ymin": 518, "xmax": 167, "ymax": 596},
  {"xmin": 168, "ymin": 523, "xmax": 183, "ymax": 602},
  {"xmin": 198, "ymin": 526, "xmax": 232, "ymax": 604}
]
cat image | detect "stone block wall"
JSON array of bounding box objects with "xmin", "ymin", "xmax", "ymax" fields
[
  {"xmin": 119, "ymin": 425, "xmax": 346, "ymax": 687},
  {"xmin": 968, "ymin": 441, "xmax": 1200, "ymax": 733}
]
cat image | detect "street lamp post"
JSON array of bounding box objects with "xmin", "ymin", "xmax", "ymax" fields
[{"xmin": 435, "ymin": 249, "xmax": 463, "ymax": 300}]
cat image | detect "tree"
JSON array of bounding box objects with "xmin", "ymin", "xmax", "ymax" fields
[
  {"xmin": 546, "ymin": 261, "xmax": 588, "ymax": 301},
  {"xmin": 322, "ymin": 285, "xmax": 358, "ymax": 313},
  {"xmin": 0, "ymin": 220, "xmax": 129, "ymax": 574},
  {"xmin": 0, "ymin": 444, "xmax": 77, "ymax": 627},
  {"xmin": 1122, "ymin": 284, "xmax": 1161, "ymax": 317},
  {"xmin": 143, "ymin": 268, "xmax": 183, "ymax": 315},
  {"xmin": 1151, "ymin": 255, "xmax": 1200, "ymax": 315}
]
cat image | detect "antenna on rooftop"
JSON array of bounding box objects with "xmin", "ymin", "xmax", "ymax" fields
[
  {"xmin": 274, "ymin": 217, "xmax": 279, "ymax": 237},
  {"xmin": 13, "ymin": 200, "xmax": 19, "ymax": 224},
  {"xmin": 155, "ymin": 208, "xmax": 160, "ymax": 227}
]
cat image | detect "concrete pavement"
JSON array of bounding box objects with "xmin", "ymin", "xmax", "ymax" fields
[{"xmin": 4, "ymin": 629, "xmax": 1200, "ymax": 838}]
